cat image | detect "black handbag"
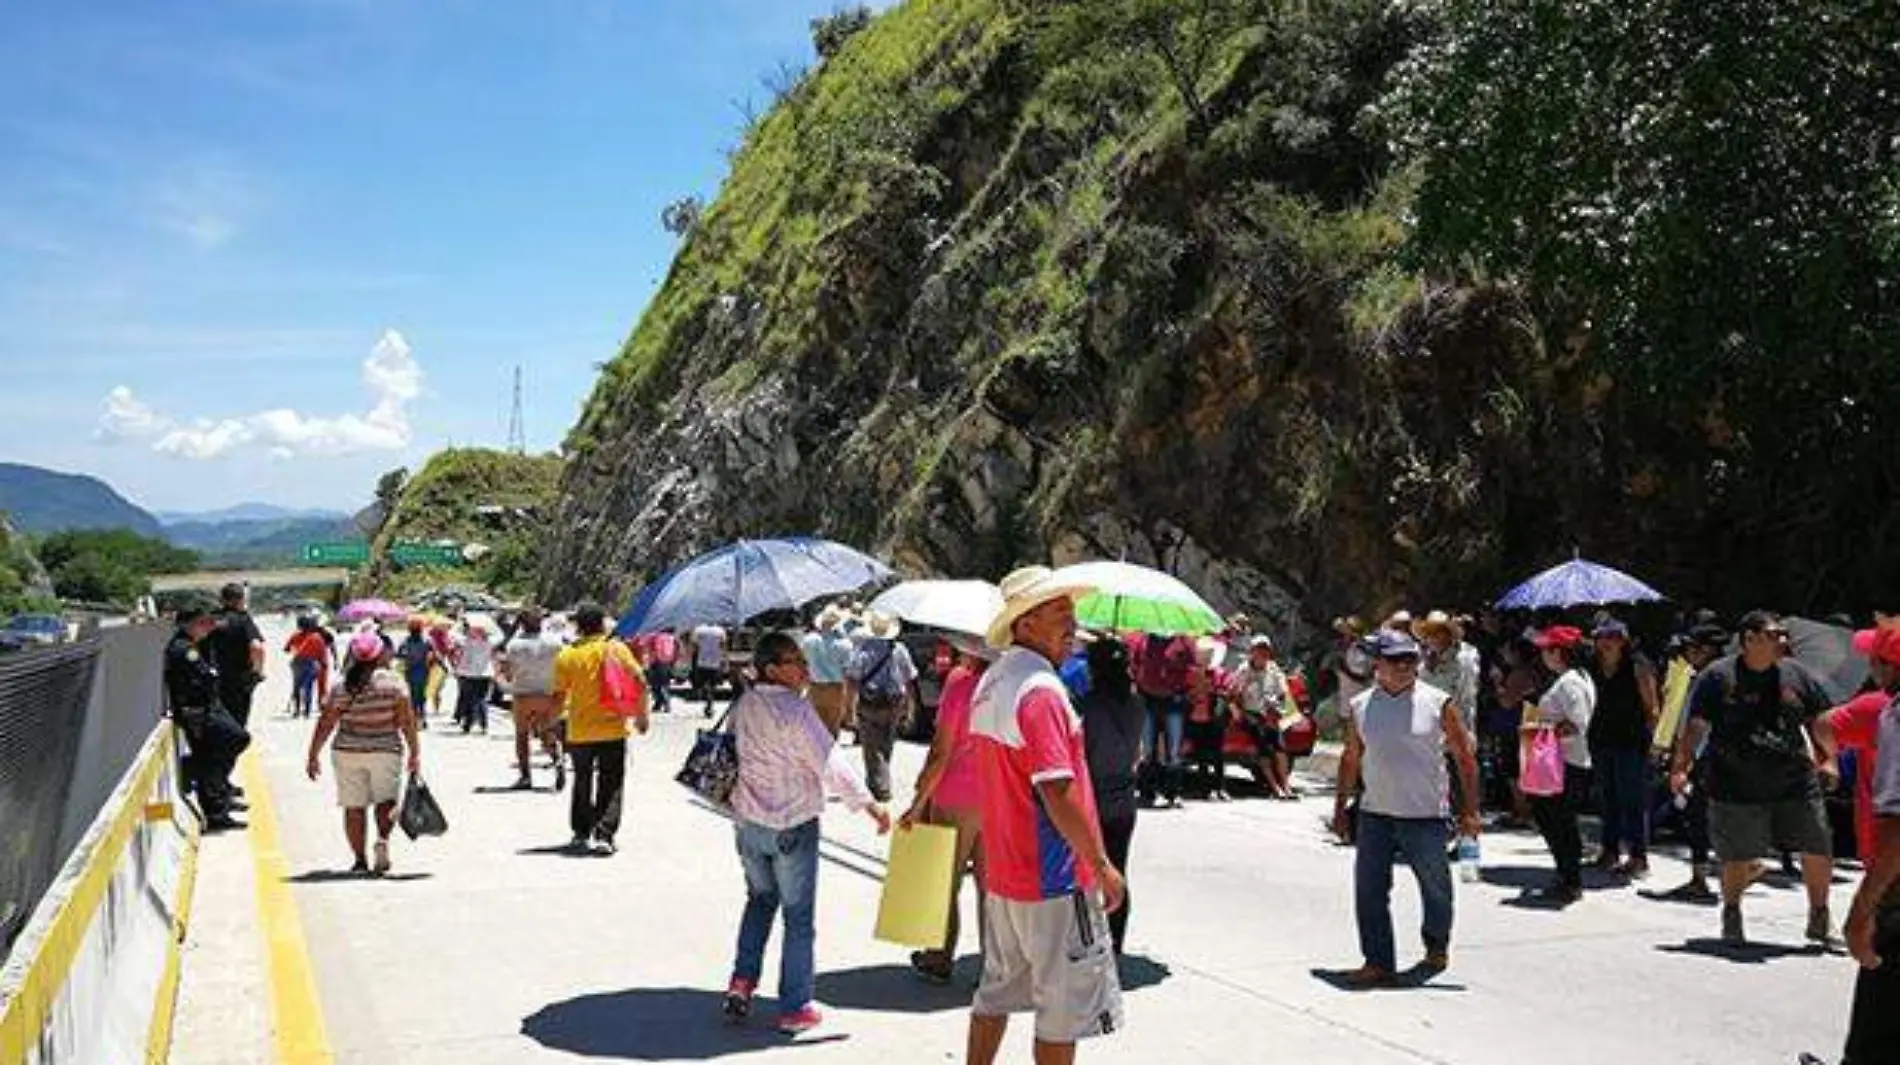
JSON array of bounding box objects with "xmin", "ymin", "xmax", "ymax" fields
[
  {"xmin": 676, "ymin": 702, "xmax": 739, "ymax": 807},
  {"xmin": 398, "ymin": 774, "xmax": 449, "ymax": 840}
]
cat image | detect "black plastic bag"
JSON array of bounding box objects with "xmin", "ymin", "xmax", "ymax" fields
[
  {"xmin": 675, "ymin": 704, "xmax": 738, "ymax": 807},
  {"xmin": 399, "ymin": 774, "xmax": 449, "ymax": 840}
]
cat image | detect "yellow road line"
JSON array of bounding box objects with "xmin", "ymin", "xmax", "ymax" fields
[
  {"xmin": 144, "ymin": 818, "xmax": 201, "ymax": 1064},
  {"xmin": 242, "ymin": 753, "xmax": 335, "ymax": 1064}
]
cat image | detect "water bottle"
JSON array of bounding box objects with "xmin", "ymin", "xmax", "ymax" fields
[{"xmin": 1457, "ymin": 834, "xmax": 1481, "ymax": 883}]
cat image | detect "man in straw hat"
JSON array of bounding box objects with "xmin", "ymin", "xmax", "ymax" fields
[
  {"xmin": 968, "ymin": 566, "xmax": 1125, "ymax": 1063},
  {"xmin": 844, "ymin": 610, "xmax": 918, "ymax": 802},
  {"xmin": 803, "ymin": 604, "xmax": 856, "ymax": 736}
]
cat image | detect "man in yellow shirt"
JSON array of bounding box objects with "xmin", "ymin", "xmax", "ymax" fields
[{"xmin": 555, "ymin": 604, "xmax": 650, "ymax": 855}]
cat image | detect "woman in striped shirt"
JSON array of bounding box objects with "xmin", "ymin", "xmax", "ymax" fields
[{"xmin": 307, "ymin": 631, "xmax": 422, "ymax": 876}]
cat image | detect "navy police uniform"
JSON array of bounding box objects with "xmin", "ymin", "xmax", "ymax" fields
[{"xmin": 165, "ymin": 615, "xmax": 251, "ymax": 826}]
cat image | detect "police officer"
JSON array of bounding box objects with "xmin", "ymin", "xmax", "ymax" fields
[
  {"xmin": 208, "ymin": 582, "xmax": 266, "ymax": 729},
  {"xmin": 166, "ymin": 608, "xmax": 252, "ymax": 831}
]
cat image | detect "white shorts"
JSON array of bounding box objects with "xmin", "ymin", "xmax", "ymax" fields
[
  {"xmin": 973, "ymin": 892, "xmax": 1124, "ymax": 1043},
  {"xmin": 333, "ymin": 749, "xmax": 402, "ymax": 808}
]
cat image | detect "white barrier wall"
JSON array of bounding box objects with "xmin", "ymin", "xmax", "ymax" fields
[{"xmin": 0, "ymin": 725, "xmax": 198, "ymax": 1064}]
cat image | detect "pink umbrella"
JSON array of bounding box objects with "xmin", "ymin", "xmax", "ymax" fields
[{"xmin": 337, "ymin": 598, "xmax": 409, "ymax": 623}]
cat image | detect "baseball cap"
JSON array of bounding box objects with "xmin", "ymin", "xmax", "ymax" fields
[
  {"xmin": 1249, "ymin": 635, "xmax": 1275, "ymax": 651},
  {"xmin": 1371, "ymin": 629, "xmax": 1421, "ymax": 660},
  {"xmin": 1853, "ymin": 628, "xmax": 1900, "ymax": 667},
  {"xmin": 1533, "ymin": 625, "xmax": 1584, "ymax": 650},
  {"xmin": 1686, "ymin": 623, "xmax": 1730, "ymax": 649},
  {"xmin": 1592, "ymin": 619, "xmax": 1631, "ymax": 641},
  {"xmin": 348, "ymin": 631, "xmax": 385, "ymax": 663},
  {"xmin": 1737, "ymin": 610, "xmax": 1787, "ymax": 635}
]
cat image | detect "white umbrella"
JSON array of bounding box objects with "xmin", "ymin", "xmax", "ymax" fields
[
  {"xmin": 1049, "ymin": 560, "xmax": 1224, "ymax": 636},
  {"xmin": 868, "ymin": 580, "xmax": 1004, "ymax": 637}
]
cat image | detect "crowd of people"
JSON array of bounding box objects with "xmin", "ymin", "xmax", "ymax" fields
[{"xmin": 161, "ymin": 576, "xmax": 1900, "ymax": 1064}]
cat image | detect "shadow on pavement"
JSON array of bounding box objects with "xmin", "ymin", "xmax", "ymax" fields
[
  {"xmin": 1308, "ymin": 967, "xmax": 1467, "ymax": 993},
  {"xmin": 1657, "ymin": 938, "xmax": 1827, "ymax": 964},
  {"xmin": 473, "ymin": 784, "xmax": 558, "ymax": 795},
  {"xmin": 1117, "ymin": 953, "xmax": 1172, "ymax": 991},
  {"xmin": 814, "ymin": 965, "xmax": 969, "ymax": 1013},
  {"xmin": 517, "ymin": 843, "xmax": 606, "ymax": 859},
  {"xmin": 522, "ymin": 987, "xmax": 848, "ymax": 1059},
  {"xmin": 286, "ymin": 870, "xmax": 434, "ymax": 883}
]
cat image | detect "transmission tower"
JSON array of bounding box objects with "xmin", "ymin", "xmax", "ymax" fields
[{"xmin": 506, "ymin": 365, "xmax": 526, "ymax": 454}]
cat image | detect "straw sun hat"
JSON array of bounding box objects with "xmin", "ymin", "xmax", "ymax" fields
[{"xmin": 985, "ymin": 566, "xmax": 1096, "ymax": 650}]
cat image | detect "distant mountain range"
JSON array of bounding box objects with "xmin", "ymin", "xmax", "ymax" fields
[
  {"xmin": 0, "ymin": 463, "xmax": 164, "ymax": 537},
  {"xmin": 0, "ymin": 464, "xmax": 366, "ymax": 567},
  {"xmin": 157, "ymin": 503, "xmax": 349, "ymax": 526}
]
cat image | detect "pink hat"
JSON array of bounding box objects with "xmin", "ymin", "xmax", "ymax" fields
[{"xmin": 348, "ymin": 631, "xmax": 386, "ymax": 663}]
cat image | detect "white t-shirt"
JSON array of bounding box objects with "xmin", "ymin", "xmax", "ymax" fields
[
  {"xmin": 501, "ymin": 633, "xmax": 561, "ymax": 694},
  {"xmin": 1530, "ymin": 669, "xmax": 1597, "ymax": 768},
  {"xmin": 453, "ymin": 631, "xmax": 495, "ymax": 678},
  {"xmin": 693, "ymin": 625, "xmax": 728, "ymax": 669}
]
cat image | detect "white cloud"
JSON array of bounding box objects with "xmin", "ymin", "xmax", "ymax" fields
[
  {"xmin": 151, "ymin": 157, "xmax": 256, "ymax": 251},
  {"xmin": 155, "ymin": 418, "xmax": 254, "ymax": 459},
  {"xmin": 102, "ymin": 328, "xmax": 424, "ymax": 460},
  {"xmin": 96, "ymin": 385, "xmax": 172, "ymax": 439}
]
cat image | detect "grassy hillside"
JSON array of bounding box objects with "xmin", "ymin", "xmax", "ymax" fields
[
  {"xmin": 368, "ymin": 448, "xmax": 563, "ymax": 599},
  {"xmin": 549, "ymin": 0, "xmax": 1899, "ymax": 624}
]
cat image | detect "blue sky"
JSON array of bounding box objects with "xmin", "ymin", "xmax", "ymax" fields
[{"xmin": 0, "ymin": 0, "xmax": 882, "ymax": 514}]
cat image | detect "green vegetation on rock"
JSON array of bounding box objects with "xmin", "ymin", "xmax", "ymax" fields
[
  {"xmin": 546, "ymin": 0, "xmax": 1900, "ymax": 627},
  {"xmin": 368, "ymin": 449, "xmax": 564, "ymax": 600}
]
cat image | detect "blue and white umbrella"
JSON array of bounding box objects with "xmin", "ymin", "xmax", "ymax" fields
[
  {"xmin": 614, "ymin": 537, "xmax": 893, "ymax": 637},
  {"xmin": 1496, "ymin": 558, "xmax": 1664, "ymax": 611}
]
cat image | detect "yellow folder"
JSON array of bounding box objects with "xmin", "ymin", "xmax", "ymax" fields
[{"xmin": 874, "ymin": 823, "xmax": 958, "ymax": 948}]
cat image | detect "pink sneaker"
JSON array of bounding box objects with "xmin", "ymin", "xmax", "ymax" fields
[
  {"xmin": 722, "ymin": 977, "xmax": 755, "ymax": 1021},
  {"xmin": 776, "ymin": 1004, "xmax": 823, "ymax": 1035}
]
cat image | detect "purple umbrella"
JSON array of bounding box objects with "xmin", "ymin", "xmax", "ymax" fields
[
  {"xmin": 1496, "ymin": 558, "xmax": 1664, "ymax": 611},
  {"xmin": 337, "ymin": 598, "xmax": 409, "ymax": 623}
]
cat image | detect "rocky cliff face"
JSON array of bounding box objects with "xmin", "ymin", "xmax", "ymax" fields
[{"xmin": 541, "ymin": 0, "xmax": 1885, "ymax": 638}]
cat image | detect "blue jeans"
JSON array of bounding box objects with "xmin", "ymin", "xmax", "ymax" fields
[
  {"xmin": 1354, "ymin": 814, "xmax": 1454, "ymax": 972},
  {"xmin": 732, "ymin": 819, "xmax": 821, "ymax": 1010},
  {"xmin": 1593, "ymin": 746, "xmax": 1649, "ymax": 859},
  {"xmin": 292, "ymin": 659, "xmax": 319, "ymax": 716},
  {"xmin": 1141, "ymin": 695, "xmax": 1186, "ymax": 765}
]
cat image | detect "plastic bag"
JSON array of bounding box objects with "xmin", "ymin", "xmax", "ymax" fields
[
  {"xmin": 1520, "ymin": 727, "xmax": 1566, "ymax": 797},
  {"xmin": 676, "ymin": 704, "xmax": 738, "ymax": 806},
  {"xmin": 399, "ymin": 774, "xmax": 449, "ymax": 840},
  {"xmin": 601, "ymin": 648, "xmax": 648, "ymax": 718}
]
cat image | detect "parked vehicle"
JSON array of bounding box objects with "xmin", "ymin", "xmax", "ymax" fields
[{"xmin": 1, "ymin": 613, "xmax": 70, "ymax": 651}]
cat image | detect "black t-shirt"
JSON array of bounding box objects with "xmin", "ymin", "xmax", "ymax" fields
[
  {"xmin": 208, "ymin": 609, "xmax": 263, "ymax": 689},
  {"xmin": 1588, "ymin": 653, "xmax": 1652, "ymax": 751},
  {"xmin": 1687, "ymin": 655, "xmax": 1832, "ymax": 803}
]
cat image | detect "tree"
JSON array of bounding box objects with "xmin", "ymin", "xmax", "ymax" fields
[
  {"xmin": 34, "ymin": 529, "xmax": 199, "ymax": 606},
  {"xmin": 661, "ymin": 196, "xmax": 704, "ymax": 238},
  {"xmin": 811, "ymin": 5, "xmax": 873, "ymax": 61},
  {"xmin": 1387, "ymin": 0, "xmax": 1900, "ymax": 404},
  {"xmin": 1042, "ymin": 0, "xmax": 1250, "ymax": 140}
]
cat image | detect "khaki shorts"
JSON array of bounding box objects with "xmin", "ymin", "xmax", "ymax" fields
[
  {"xmin": 333, "ymin": 749, "xmax": 402, "ymax": 808},
  {"xmin": 973, "ymin": 892, "xmax": 1124, "ymax": 1044},
  {"xmin": 1709, "ymin": 796, "xmax": 1832, "ymax": 862},
  {"xmin": 512, "ymin": 692, "xmax": 562, "ymax": 735}
]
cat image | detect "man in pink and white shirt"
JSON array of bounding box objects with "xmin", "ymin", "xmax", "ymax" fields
[
  {"xmin": 968, "ymin": 567, "xmax": 1126, "ymax": 1065},
  {"xmin": 723, "ymin": 631, "xmax": 889, "ymax": 1037}
]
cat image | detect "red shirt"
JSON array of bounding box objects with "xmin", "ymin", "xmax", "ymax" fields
[
  {"xmin": 975, "ymin": 671, "xmax": 1101, "ymax": 902},
  {"xmin": 1827, "ymin": 691, "xmax": 1889, "ymax": 863},
  {"xmin": 1132, "ymin": 634, "xmax": 1193, "ymax": 698}
]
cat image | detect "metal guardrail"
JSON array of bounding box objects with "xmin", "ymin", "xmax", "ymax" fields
[{"xmin": 0, "ymin": 624, "xmax": 166, "ymax": 963}]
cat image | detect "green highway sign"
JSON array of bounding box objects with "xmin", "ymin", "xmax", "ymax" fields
[
  {"xmin": 389, "ymin": 542, "xmax": 466, "ymax": 567},
  {"xmin": 300, "ymin": 541, "xmax": 370, "ymax": 566}
]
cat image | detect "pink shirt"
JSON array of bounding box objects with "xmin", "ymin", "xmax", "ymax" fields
[
  {"xmin": 972, "ymin": 649, "xmax": 1102, "ymax": 902},
  {"xmin": 1827, "ymin": 691, "xmax": 1889, "ymax": 863},
  {"xmin": 730, "ymin": 683, "xmax": 874, "ymax": 830},
  {"xmin": 932, "ymin": 665, "xmax": 983, "ymax": 812}
]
